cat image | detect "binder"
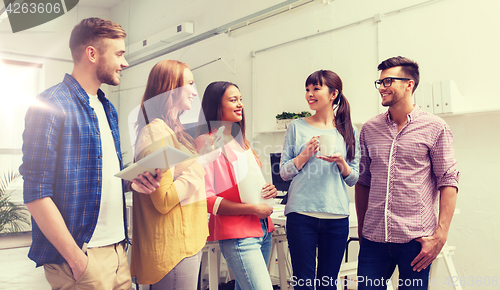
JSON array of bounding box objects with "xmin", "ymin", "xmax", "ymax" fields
[
  {"xmin": 432, "ymin": 81, "xmax": 443, "ymax": 114},
  {"xmin": 422, "ymin": 83, "xmax": 433, "ymax": 113},
  {"xmin": 441, "ymin": 79, "xmax": 465, "ymax": 113}
]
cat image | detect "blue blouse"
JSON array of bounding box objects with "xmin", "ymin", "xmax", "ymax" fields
[{"xmin": 280, "ymin": 118, "xmax": 360, "ymax": 216}]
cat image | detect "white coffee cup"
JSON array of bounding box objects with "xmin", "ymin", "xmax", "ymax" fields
[{"xmin": 319, "ymin": 134, "xmax": 337, "ymax": 156}]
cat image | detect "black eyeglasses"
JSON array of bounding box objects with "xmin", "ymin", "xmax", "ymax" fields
[{"xmin": 374, "ymin": 77, "xmax": 411, "ymax": 89}]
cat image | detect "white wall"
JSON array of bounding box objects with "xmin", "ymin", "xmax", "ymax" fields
[
  {"xmin": 442, "ymin": 111, "xmax": 500, "ymax": 284},
  {"xmin": 0, "ymin": 5, "xmax": 114, "ymax": 99}
]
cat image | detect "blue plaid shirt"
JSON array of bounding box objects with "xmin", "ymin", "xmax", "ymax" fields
[{"xmin": 20, "ymin": 74, "xmax": 128, "ymax": 266}]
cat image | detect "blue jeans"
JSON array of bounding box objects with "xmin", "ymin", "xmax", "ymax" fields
[
  {"xmin": 357, "ymin": 237, "xmax": 431, "ymax": 290},
  {"xmin": 286, "ymin": 212, "xmax": 349, "ymax": 290},
  {"xmin": 219, "ymin": 219, "xmax": 273, "ymax": 290}
]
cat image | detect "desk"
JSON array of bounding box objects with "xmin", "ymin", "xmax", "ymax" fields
[{"xmin": 200, "ymin": 241, "xmax": 228, "ymax": 290}]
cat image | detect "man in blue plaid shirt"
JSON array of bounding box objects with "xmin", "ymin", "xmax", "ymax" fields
[{"xmin": 20, "ymin": 18, "xmax": 162, "ymax": 289}]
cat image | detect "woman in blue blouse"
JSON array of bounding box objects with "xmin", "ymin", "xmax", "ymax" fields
[{"xmin": 280, "ymin": 70, "xmax": 360, "ymax": 290}]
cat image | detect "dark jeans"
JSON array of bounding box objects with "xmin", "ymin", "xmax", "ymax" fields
[
  {"xmin": 357, "ymin": 237, "xmax": 431, "ymax": 290},
  {"xmin": 286, "ymin": 212, "xmax": 349, "ymax": 290}
]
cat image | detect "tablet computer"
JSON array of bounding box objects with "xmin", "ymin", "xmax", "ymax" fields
[{"xmin": 115, "ymin": 145, "xmax": 190, "ymax": 181}]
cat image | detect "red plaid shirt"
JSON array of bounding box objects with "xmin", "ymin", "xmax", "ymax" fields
[{"xmin": 358, "ymin": 105, "xmax": 459, "ymax": 243}]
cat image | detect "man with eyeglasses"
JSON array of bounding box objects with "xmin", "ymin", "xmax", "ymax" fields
[{"xmin": 355, "ymin": 56, "xmax": 459, "ymax": 289}]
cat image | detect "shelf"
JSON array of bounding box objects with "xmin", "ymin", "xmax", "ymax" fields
[
  {"xmin": 251, "ymin": 108, "xmax": 500, "ymax": 134},
  {"xmin": 351, "ymin": 108, "xmax": 500, "ymax": 128},
  {"xmin": 255, "ymin": 122, "xmax": 365, "ymax": 133},
  {"xmin": 436, "ymin": 108, "xmax": 500, "ymax": 118}
]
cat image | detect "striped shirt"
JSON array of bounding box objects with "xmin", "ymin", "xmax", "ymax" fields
[
  {"xmin": 358, "ymin": 105, "xmax": 459, "ymax": 243},
  {"xmin": 20, "ymin": 74, "xmax": 127, "ymax": 266}
]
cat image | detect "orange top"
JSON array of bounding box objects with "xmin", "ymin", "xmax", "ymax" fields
[{"xmin": 195, "ymin": 134, "xmax": 274, "ymax": 241}]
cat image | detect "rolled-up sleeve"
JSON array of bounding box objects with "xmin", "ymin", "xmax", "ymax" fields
[
  {"xmin": 20, "ymin": 100, "xmax": 62, "ymax": 203},
  {"xmin": 430, "ymin": 123, "xmax": 460, "ymax": 190}
]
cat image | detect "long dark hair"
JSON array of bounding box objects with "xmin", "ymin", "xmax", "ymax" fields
[
  {"xmin": 197, "ymin": 81, "xmax": 260, "ymax": 165},
  {"xmin": 135, "ymin": 59, "xmax": 196, "ymax": 153},
  {"xmin": 306, "ymin": 70, "xmax": 355, "ymax": 161}
]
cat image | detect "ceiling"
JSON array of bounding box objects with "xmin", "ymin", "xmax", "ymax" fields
[{"xmin": 77, "ymin": 0, "xmax": 125, "ymax": 9}]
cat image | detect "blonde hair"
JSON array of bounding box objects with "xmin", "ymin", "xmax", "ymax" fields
[
  {"xmin": 136, "ymin": 60, "xmax": 196, "ymax": 152},
  {"xmin": 69, "ymin": 17, "xmax": 126, "ymax": 62}
]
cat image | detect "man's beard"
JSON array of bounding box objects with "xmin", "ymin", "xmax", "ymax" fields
[{"xmin": 96, "ymin": 60, "xmax": 119, "ymax": 86}]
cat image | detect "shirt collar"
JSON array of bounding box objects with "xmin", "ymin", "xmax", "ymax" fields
[
  {"xmin": 385, "ymin": 104, "xmax": 422, "ymax": 125},
  {"xmin": 63, "ymin": 73, "xmax": 106, "ymax": 104},
  {"xmin": 408, "ymin": 104, "xmax": 423, "ymax": 122}
]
